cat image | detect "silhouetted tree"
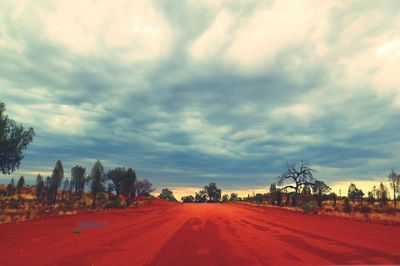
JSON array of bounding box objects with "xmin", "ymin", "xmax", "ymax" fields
[
  {"xmin": 377, "ymin": 182, "xmax": 388, "ymax": 207},
  {"xmin": 16, "ymin": 176, "xmax": 25, "ymax": 199},
  {"xmin": 277, "ymin": 161, "xmax": 315, "ymax": 206},
  {"xmin": 159, "ymin": 188, "xmax": 177, "ymax": 202},
  {"xmin": 276, "ymin": 189, "xmax": 282, "ymax": 206},
  {"xmin": 181, "ymin": 195, "xmax": 195, "ymax": 203},
  {"xmin": 90, "ymin": 160, "xmax": 106, "ymax": 208},
  {"xmin": 285, "ymin": 192, "xmax": 291, "ymax": 206},
  {"xmin": 49, "ymin": 160, "xmax": 64, "ymax": 205},
  {"xmin": 0, "ymin": 102, "xmax": 35, "ymax": 174},
  {"xmin": 229, "ymin": 193, "xmax": 238, "ymax": 202},
  {"xmin": 313, "ymin": 180, "xmax": 331, "ymax": 208},
  {"xmin": 367, "ymin": 191, "xmax": 375, "ymax": 205},
  {"xmin": 254, "ymin": 193, "xmax": 263, "ymax": 204},
  {"xmin": 222, "ymin": 194, "xmax": 229, "ymax": 202},
  {"xmin": 269, "ymin": 183, "xmax": 277, "ymax": 205},
  {"xmin": 107, "ymin": 167, "xmax": 126, "ymax": 197},
  {"xmin": 62, "ymin": 178, "xmax": 69, "ymax": 202},
  {"xmin": 122, "ymin": 168, "xmax": 136, "ymax": 198},
  {"xmin": 68, "ymin": 178, "xmax": 74, "ymax": 197},
  {"xmin": 195, "ymin": 190, "xmax": 207, "ymax": 203},
  {"xmin": 301, "ymin": 184, "xmax": 313, "ymax": 204},
  {"xmin": 388, "ymin": 170, "xmax": 399, "ymax": 208},
  {"xmin": 358, "ymin": 189, "xmax": 365, "ymax": 205},
  {"xmin": 44, "ymin": 176, "xmax": 51, "ymax": 202},
  {"xmin": 106, "ymin": 183, "xmax": 115, "ymax": 200},
  {"xmin": 71, "ymin": 165, "xmax": 86, "ymax": 200},
  {"xmin": 343, "ymin": 197, "xmax": 352, "ymax": 213},
  {"xmin": 204, "ymin": 182, "xmax": 221, "ymax": 202},
  {"xmin": 329, "ymin": 192, "xmax": 337, "ymax": 207},
  {"xmin": 135, "ymin": 179, "xmax": 155, "ymax": 196},
  {"xmin": 0, "ymin": 186, "xmax": 5, "ymax": 197},
  {"xmin": 35, "ymin": 174, "xmax": 45, "ymax": 202},
  {"xmin": 348, "ymin": 183, "xmax": 358, "ymax": 204},
  {"xmin": 302, "ymin": 185, "xmax": 312, "ymax": 194},
  {"xmin": 6, "ymin": 178, "xmax": 15, "ymax": 196}
]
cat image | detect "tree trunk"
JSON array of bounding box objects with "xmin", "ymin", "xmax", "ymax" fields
[
  {"xmin": 292, "ymin": 187, "xmax": 299, "ymax": 206},
  {"xmin": 292, "ymin": 194, "xmax": 297, "ymax": 206},
  {"xmin": 92, "ymin": 192, "xmax": 96, "ymax": 209},
  {"xmin": 394, "ymin": 187, "xmax": 396, "ymax": 209}
]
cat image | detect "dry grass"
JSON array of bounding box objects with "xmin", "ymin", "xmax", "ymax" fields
[
  {"xmin": 0, "ymin": 190, "xmax": 157, "ymax": 224},
  {"xmin": 318, "ymin": 200, "xmax": 400, "ymax": 225},
  {"xmin": 241, "ymin": 200, "xmax": 400, "ymax": 225}
]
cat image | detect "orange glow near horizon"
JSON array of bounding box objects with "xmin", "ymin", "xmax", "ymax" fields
[{"xmin": 155, "ymin": 179, "xmax": 394, "ymax": 201}]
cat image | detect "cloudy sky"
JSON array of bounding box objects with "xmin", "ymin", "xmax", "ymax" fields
[{"xmin": 1, "ymin": 0, "xmax": 399, "ymax": 197}]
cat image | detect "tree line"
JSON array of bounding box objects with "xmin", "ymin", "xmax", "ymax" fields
[
  {"xmin": 178, "ymin": 182, "xmax": 222, "ymax": 203},
  {"xmin": 174, "ymin": 161, "xmax": 399, "ymax": 213},
  {"xmin": 242, "ymin": 161, "xmax": 400, "ymax": 213},
  {"xmin": 3, "ymin": 159, "xmax": 155, "ymax": 209}
]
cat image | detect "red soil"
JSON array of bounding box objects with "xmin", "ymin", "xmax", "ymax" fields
[{"xmin": 1, "ymin": 202, "xmax": 400, "ymax": 265}]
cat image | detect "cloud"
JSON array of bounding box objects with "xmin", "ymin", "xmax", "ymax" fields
[
  {"xmin": 190, "ymin": 10, "xmax": 233, "ymax": 60},
  {"xmin": 1, "ymin": 0, "xmax": 400, "ymax": 194},
  {"xmin": 3, "ymin": 0, "xmax": 173, "ymax": 62},
  {"xmin": 226, "ymin": 0, "xmax": 336, "ymax": 67}
]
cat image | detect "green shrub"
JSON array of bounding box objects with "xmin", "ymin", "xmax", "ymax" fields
[
  {"xmin": 379, "ymin": 207, "xmax": 397, "ymax": 215},
  {"xmin": 302, "ymin": 201, "xmax": 318, "ymax": 214},
  {"xmin": 343, "ymin": 198, "xmax": 352, "ymax": 213},
  {"xmin": 97, "ymin": 193, "xmax": 108, "ymax": 207},
  {"xmin": 358, "ymin": 205, "xmax": 371, "ymax": 214},
  {"xmin": 126, "ymin": 198, "xmax": 133, "ymax": 206},
  {"xmin": 72, "ymin": 228, "xmax": 81, "ymax": 234},
  {"xmin": 105, "ymin": 199, "xmax": 121, "ymax": 209}
]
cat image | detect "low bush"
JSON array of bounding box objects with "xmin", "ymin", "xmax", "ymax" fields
[
  {"xmin": 375, "ymin": 207, "xmax": 397, "ymax": 215},
  {"xmin": 105, "ymin": 200, "xmax": 122, "ymax": 209},
  {"xmin": 358, "ymin": 205, "xmax": 372, "ymax": 214},
  {"xmin": 302, "ymin": 201, "xmax": 318, "ymax": 214},
  {"xmin": 97, "ymin": 193, "xmax": 108, "ymax": 208},
  {"xmin": 126, "ymin": 198, "xmax": 133, "ymax": 206},
  {"xmin": 343, "ymin": 198, "xmax": 352, "ymax": 213}
]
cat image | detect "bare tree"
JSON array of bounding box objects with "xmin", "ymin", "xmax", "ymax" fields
[
  {"xmin": 135, "ymin": 179, "xmax": 155, "ymax": 196},
  {"xmin": 276, "ymin": 161, "xmax": 315, "ymax": 206}
]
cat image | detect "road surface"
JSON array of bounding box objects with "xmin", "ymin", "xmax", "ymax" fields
[{"xmin": 1, "ymin": 202, "xmax": 399, "ymax": 265}]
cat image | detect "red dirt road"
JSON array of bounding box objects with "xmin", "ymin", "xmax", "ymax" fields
[{"xmin": 1, "ymin": 203, "xmax": 400, "ymax": 265}]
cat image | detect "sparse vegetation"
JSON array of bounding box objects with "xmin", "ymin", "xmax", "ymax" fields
[
  {"xmin": 230, "ymin": 162, "xmax": 400, "ymax": 225},
  {"xmin": 1, "ymin": 136, "xmax": 400, "ymax": 226},
  {"xmin": 0, "ymin": 158, "xmax": 159, "ymax": 223}
]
